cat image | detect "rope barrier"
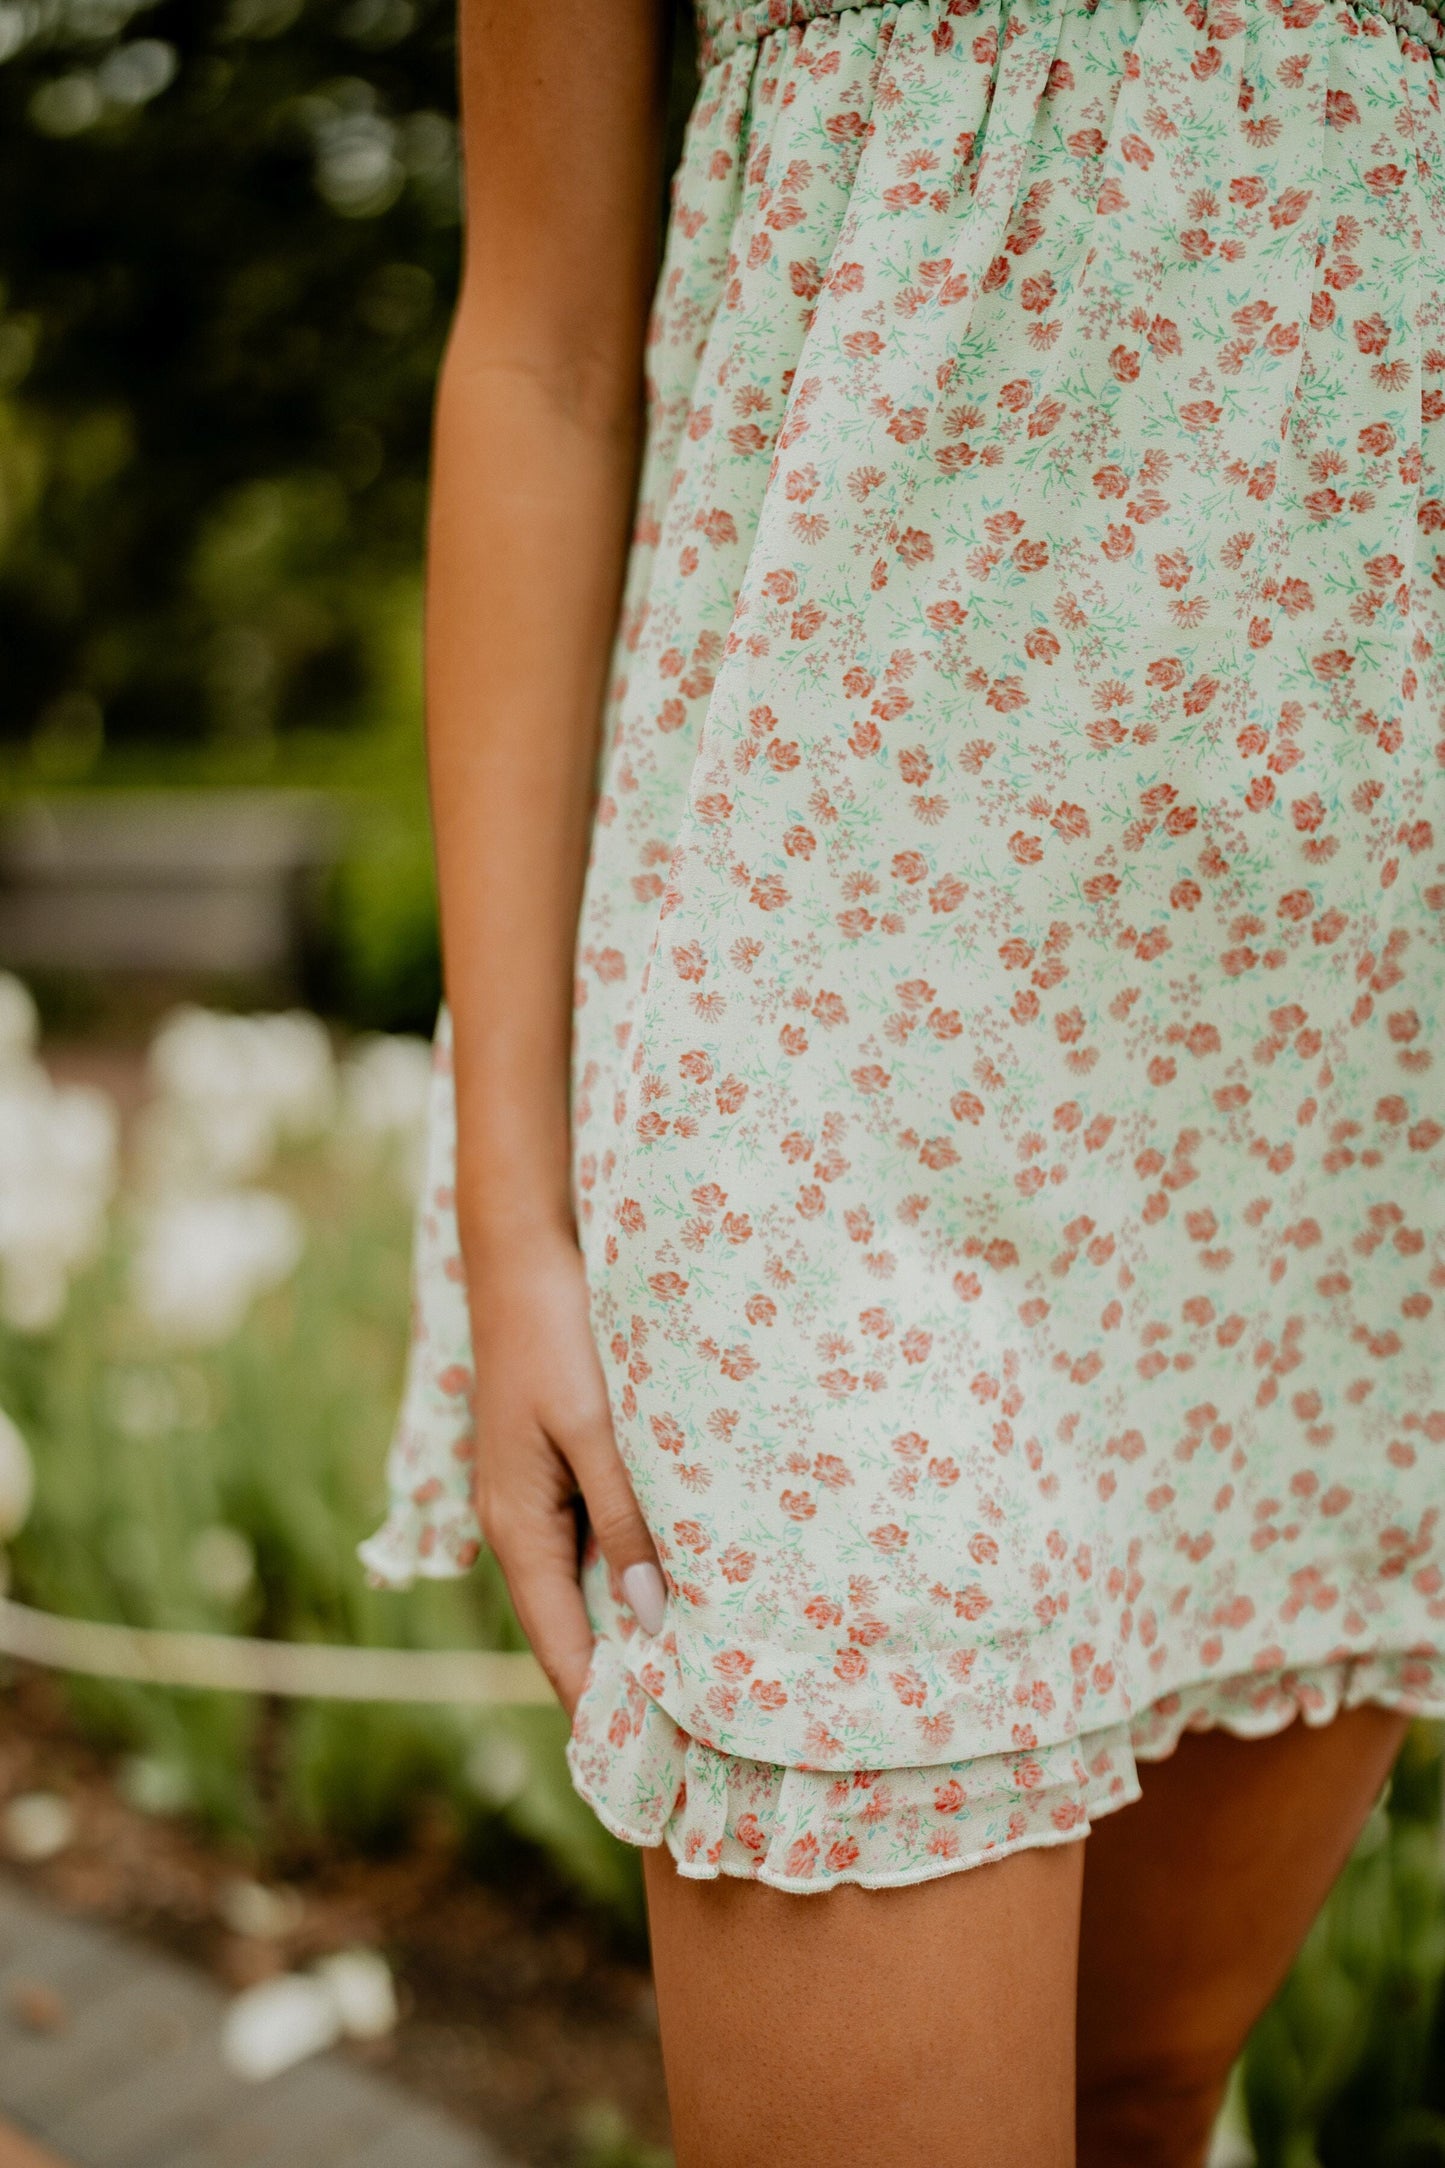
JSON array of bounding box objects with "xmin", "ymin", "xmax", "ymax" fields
[{"xmin": 0, "ymin": 1599, "xmax": 555, "ymax": 1706}]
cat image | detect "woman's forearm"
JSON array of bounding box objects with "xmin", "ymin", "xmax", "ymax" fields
[
  {"xmin": 426, "ymin": 0, "xmax": 669, "ymax": 1277},
  {"xmin": 422, "ymin": 3, "xmax": 673, "ymax": 1701},
  {"xmin": 427, "ymin": 340, "xmax": 644, "ymax": 1266}
]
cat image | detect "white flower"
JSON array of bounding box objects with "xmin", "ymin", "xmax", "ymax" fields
[
  {"xmin": 130, "ymin": 1191, "xmax": 304, "ymax": 1346},
  {"xmin": 188, "ymin": 1523, "xmax": 255, "ymax": 1602},
  {"xmin": 311, "ymin": 1950, "xmax": 397, "ymax": 2039},
  {"xmin": 119, "ymin": 1756, "xmax": 193, "ymax": 1817},
  {"xmin": 466, "ymin": 1730, "xmax": 531, "ymax": 1807},
  {"xmin": 0, "ymin": 975, "xmax": 38, "ymax": 1074},
  {"xmin": 141, "ymin": 1007, "xmax": 336, "ymax": 1191},
  {"xmin": 335, "ymin": 1032, "xmax": 432, "ymax": 1196},
  {"xmin": 221, "ymin": 1949, "xmax": 396, "ymax": 2083},
  {"xmin": 222, "ymin": 1974, "xmax": 340, "ymax": 2082},
  {"xmin": 240, "ymin": 1011, "xmax": 337, "ymax": 1137},
  {"xmin": 42, "ymin": 1080, "xmax": 118, "ymax": 1193},
  {"xmin": 3, "ymin": 1792, "xmax": 75, "ymax": 1862},
  {"xmin": 0, "ymin": 1407, "xmax": 35, "ymax": 1539},
  {"xmin": 339, "ymin": 1032, "xmax": 431, "ymax": 1140},
  {"xmin": 0, "ymin": 1069, "xmax": 118, "ymax": 1331}
]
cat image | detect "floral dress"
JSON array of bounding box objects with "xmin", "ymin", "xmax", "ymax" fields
[{"xmin": 363, "ymin": 0, "xmax": 1445, "ymax": 1891}]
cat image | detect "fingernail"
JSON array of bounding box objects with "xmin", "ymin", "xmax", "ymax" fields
[{"xmin": 622, "ymin": 1561, "xmax": 667, "ymax": 1636}]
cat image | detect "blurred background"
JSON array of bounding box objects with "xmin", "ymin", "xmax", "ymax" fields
[{"xmin": 0, "ymin": 2, "xmax": 1441, "ymax": 2165}]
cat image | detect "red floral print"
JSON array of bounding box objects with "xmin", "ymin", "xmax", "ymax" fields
[{"xmin": 365, "ymin": 0, "xmax": 1445, "ymax": 1889}]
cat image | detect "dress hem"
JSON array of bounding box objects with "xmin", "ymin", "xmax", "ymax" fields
[
  {"xmin": 563, "ymin": 1636, "xmax": 1444, "ymax": 1895},
  {"xmin": 574, "ymin": 1762, "xmax": 1132, "ymax": 1894}
]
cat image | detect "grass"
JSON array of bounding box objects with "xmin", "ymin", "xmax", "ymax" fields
[{"xmin": 0, "ymin": 1139, "xmax": 639, "ymax": 1915}]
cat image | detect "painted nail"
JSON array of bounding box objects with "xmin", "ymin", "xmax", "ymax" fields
[{"xmin": 622, "ymin": 1561, "xmax": 667, "ymax": 1636}]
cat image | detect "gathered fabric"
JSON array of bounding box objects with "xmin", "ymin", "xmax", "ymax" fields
[
  {"xmin": 695, "ymin": 0, "xmax": 1445, "ymax": 67},
  {"xmin": 569, "ymin": 1612, "xmax": 1441, "ymax": 1891},
  {"xmin": 366, "ymin": 0, "xmax": 1445, "ymax": 1886}
]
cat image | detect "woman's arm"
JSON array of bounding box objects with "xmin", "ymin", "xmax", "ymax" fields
[{"xmin": 429, "ymin": 0, "xmax": 672, "ymax": 1709}]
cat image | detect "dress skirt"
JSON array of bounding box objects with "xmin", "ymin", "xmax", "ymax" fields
[{"xmin": 363, "ymin": 0, "xmax": 1445, "ymax": 1890}]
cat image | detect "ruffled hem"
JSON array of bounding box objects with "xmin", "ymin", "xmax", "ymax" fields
[
  {"xmin": 358, "ymin": 1497, "xmax": 481, "ymax": 1587},
  {"xmin": 565, "ymin": 1637, "xmax": 1445, "ymax": 1894}
]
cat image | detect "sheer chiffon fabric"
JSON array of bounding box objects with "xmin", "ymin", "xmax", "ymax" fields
[{"xmin": 365, "ymin": 0, "xmax": 1445, "ymax": 1886}]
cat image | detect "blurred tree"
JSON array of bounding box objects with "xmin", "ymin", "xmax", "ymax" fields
[
  {"xmin": 0, "ymin": 0, "xmax": 694, "ymax": 772},
  {"xmin": 0, "ymin": 0, "xmax": 465, "ymax": 760}
]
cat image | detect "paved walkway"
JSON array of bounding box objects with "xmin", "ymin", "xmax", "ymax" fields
[{"xmin": 0, "ymin": 1879, "xmax": 510, "ymax": 2168}]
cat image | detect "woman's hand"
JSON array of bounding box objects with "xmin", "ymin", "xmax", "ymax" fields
[
  {"xmin": 424, "ymin": 0, "xmax": 672, "ymax": 1716},
  {"xmin": 467, "ymin": 1232, "xmax": 666, "ymax": 1715}
]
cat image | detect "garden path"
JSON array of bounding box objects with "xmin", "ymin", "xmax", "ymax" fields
[{"xmin": 0, "ymin": 1876, "xmax": 510, "ymax": 2168}]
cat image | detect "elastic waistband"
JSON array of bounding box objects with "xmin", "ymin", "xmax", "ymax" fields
[
  {"xmin": 699, "ymin": 0, "xmax": 879, "ymax": 64},
  {"xmin": 696, "ymin": 0, "xmax": 1445, "ymax": 71}
]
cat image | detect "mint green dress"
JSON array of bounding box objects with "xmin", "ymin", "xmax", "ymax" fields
[{"xmin": 365, "ymin": 0, "xmax": 1445, "ymax": 1890}]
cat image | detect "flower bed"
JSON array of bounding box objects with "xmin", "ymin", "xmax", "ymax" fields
[{"xmin": 0, "ymin": 976, "xmax": 632, "ymax": 1911}]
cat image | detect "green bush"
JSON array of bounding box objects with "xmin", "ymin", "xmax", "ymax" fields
[
  {"xmin": 1243, "ymin": 1723, "xmax": 1445, "ymax": 2167},
  {"xmin": 0, "ymin": 1141, "xmax": 640, "ymax": 1918}
]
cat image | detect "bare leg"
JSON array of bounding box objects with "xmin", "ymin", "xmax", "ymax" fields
[
  {"xmin": 1076, "ymin": 1704, "xmax": 1409, "ymax": 2168},
  {"xmin": 644, "ymin": 1839, "xmax": 1083, "ymax": 2168}
]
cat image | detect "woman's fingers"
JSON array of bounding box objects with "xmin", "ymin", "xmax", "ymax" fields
[
  {"xmin": 466, "ymin": 1238, "xmax": 666, "ymax": 1710},
  {"xmin": 477, "ymin": 1443, "xmax": 595, "ymax": 1713},
  {"xmin": 484, "ymin": 1398, "xmax": 665, "ymax": 1711},
  {"xmin": 532, "ymin": 1256, "xmax": 668, "ymax": 1633},
  {"xmin": 480, "ymin": 1403, "xmax": 666, "ymax": 1710},
  {"xmin": 510, "ymin": 1550, "xmax": 594, "ymax": 1715},
  {"xmin": 564, "ymin": 1404, "xmax": 667, "ymax": 1634}
]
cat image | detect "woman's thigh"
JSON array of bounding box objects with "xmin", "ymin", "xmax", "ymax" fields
[
  {"xmin": 644, "ymin": 1838, "xmax": 1084, "ymax": 2168},
  {"xmin": 1076, "ymin": 1704, "xmax": 1410, "ymax": 2168}
]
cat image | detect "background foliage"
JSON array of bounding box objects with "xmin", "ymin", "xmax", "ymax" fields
[
  {"xmin": 3, "ymin": 4, "xmax": 1445, "ymax": 2164},
  {"xmin": 0, "ymin": 0, "xmax": 694, "ymax": 1029},
  {"xmin": 0, "ymin": 0, "xmax": 477, "ymax": 1025},
  {"xmin": 1243, "ymin": 1724, "xmax": 1445, "ymax": 2168},
  {"xmin": 0, "ymin": 1122, "xmax": 643, "ymax": 1918},
  {"xmin": 0, "ymin": 0, "xmax": 459, "ymax": 765}
]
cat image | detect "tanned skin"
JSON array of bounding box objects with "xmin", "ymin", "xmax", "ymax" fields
[{"xmin": 431, "ymin": 6, "xmax": 1408, "ymax": 2159}]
